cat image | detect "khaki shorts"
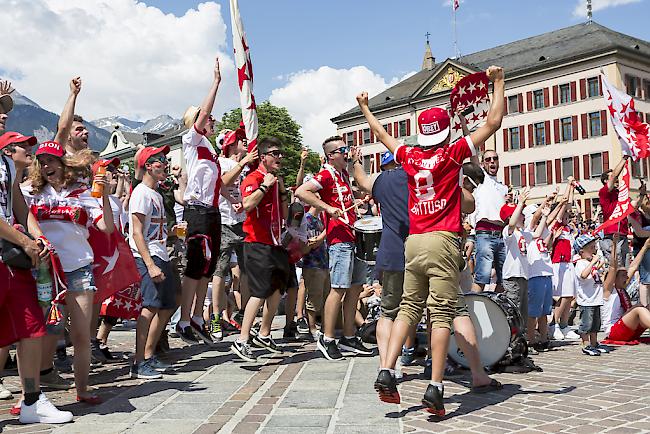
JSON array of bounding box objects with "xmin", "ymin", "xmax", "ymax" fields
[
  {"xmin": 396, "ymin": 231, "xmax": 463, "ymax": 330},
  {"xmin": 303, "ymin": 268, "xmax": 330, "ymax": 314}
]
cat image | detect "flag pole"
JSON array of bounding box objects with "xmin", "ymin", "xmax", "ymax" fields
[{"xmin": 452, "ymin": 2, "xmax": 459, "ymax": 59}]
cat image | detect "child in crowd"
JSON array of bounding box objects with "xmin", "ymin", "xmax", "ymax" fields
[{"xmin": 574, "ymin": 234, "xmax": 610, "ymax": 356}]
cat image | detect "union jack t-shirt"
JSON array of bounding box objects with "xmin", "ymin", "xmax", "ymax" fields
[{"xmin": 128, "ymin": 183, "xmax": 169, "ymax": 261}]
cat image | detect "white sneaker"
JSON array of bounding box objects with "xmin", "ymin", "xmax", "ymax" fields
[
  {"xmin": 552, "ymin": 326, "xmax": 565, "ymax": 341},
  {"xmin": 0, "ymin": 380, "xmax": 13, "ymax": 400},
  {"xmin": 562, "ymin": 327, "xmax": 581, "ymax": 340},
  {"xmin": 19, "ymin": 393, "xmax": 73, "ymax": 424}
]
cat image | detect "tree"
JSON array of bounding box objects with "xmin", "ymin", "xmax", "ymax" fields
[{"xmin": 217, "ymin": 101, "xmax": 321, "ymax": 187}]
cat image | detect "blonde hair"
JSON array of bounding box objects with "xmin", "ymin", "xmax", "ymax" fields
[{"xmin": 29, "ymin": 149, "xmax": 95, "ymax": 194}]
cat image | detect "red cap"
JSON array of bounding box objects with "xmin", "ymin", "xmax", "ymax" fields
[
  {"xmin": 92, "ymin": 157, "xmax": 121, "ymax": 174},
  {"xmin": 222, "ymin": 128, "xmax": 245, "ymax": 154},
  {"xmin": 35, "ymin": 141, "xmax": 65, "ymax": 158},
  {"xmin": 137, "ymin": 145, "xmax": 170, "ymax": 168},
  {"xmin": 0, "ymin": 131, "xmax": 38, "ymax": 150},
  {"xmin": 417, "ymin": 107, "xmax": 450, "ymax": 147},
  {"xmin": 499, "ymin": 203, "xmax": 517, "ymax": 223}
]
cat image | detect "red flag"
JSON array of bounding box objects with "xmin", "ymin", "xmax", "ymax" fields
[
  {"xmin": 89, "ymin": 228, "xmax": 141, "ymax": 304},
  {"xmin": 100, "ymin": 283, "xmax": 142, "ymax": 320},
  {"xmin": 453, "ymin": 0, "xmax": 460, "ymax": 10},
  {"xmin": 449, "ymin": 72, "xmax": 490, "ymax": 141},
  {"xmin": 594, "ymin": 160, "xmax": 635, "ymax": 233},
  {"xmin": 601, "ymin": 73, "xmax": 649, "ymax": 161},
  {"xmin": 231, "ymin": 0, "xmax": 258, "ymax": 155}
]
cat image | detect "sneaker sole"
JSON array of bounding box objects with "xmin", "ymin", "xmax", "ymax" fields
[
  {"xmin": 422, "ymin": 398, "xmax": 445, "ymax": 417},
  {"xmin": 177, "ymin": 334, "xmax": 201, "ymax": 345},
  {"xmin": 338, "ymin": 344, "xmax": 373, "ymax": 356},
  {"xmin": 130, "ymin": 373, "xmax": 163, "ymax": 379},
  {"xmin": 316, "ymin": 340, "xmax": 344, "ymax": 361},
  {"xmin": 231, "ymin": 345, "xmax": 257, "ymax": 363},
  {"xmin": 252, "ymin": 339, "xmax": 282, "ymax": 354},
  {"xmin": 20, "ymin": 415, "xmax": 73, "ymax": 424},
  {"xmin": 374, "ymin": 383, "xmax": 401, "ymax": 404},
  {"xmin": 210, "ymin": 334, "xmax": 224, "ymax": 342}
]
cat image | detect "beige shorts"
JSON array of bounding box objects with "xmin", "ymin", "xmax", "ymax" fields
[{"xmin": 303, "ymin": 268, "xmax": 330, "ymax": 314}]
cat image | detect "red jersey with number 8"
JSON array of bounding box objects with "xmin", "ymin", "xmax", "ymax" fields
[{"xmin": 395, "ymin": 136, "xmax": 476, "ymax": 235}]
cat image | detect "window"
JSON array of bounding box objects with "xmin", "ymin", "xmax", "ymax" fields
[
  {"xmin": 112, "ymin": 135, "xmax": 118, "ymax": 149},
  {"xmin": 508, "ymin": 95, "xmax": 519, "ymax": 113},
  {"xmin": 398, "ymin": 120, "xmax": 408, "ymax": 137},
  {"xmin": 534, "ymin": 122, "xmax": 546, "ymax": 146},
  {"xmin": 560, "ymin": 117, "xmax": 573, "ymax": 141},
  {"xmin": 535, "ymin": 161, "xmax": 547, "ymax": 185},
  {"xmin": 533, "ymin": 89, "xmax": 545, "ymax": 109},
  {"xmin": 509, "ymin": 127, "xmax": 520, "ymax": 150},
  {"xmin": 626, "ymin": 75, "xmax": 639, "ymax": 97},
  {"xmin": 510, "ymin": 165, "xmax": 522, "ymax": 187},
  {"xmin": 631, "ymin": 159, "xmax": 646, "ymax": 178},
  {"xmin": 587, "ymin": 77, "xmax": 600, "ymax": 97},
  {"xmin": 588, "ymin": 112, "xmax": 602, "ymax": 136},
  {"xmin": 363, "ymin": 155, "xmax": 372, "ymax": 174},
  {"xmin": 346, "ymin": 133, "xmax": 354, "ymax": 147},
  {"xmin": 645, "ymin": 80, "xmax": 650, "ymax": 100},
  {"xmin": 562, "ymin": 157, "xmax": 574, "ymax": 179},
  {"xmin": 363, "ymin": 128, "xmax": 371, "ymax": 144},
  {"xmin": 590, "ymin": 153, "xmax": 603, "ymax": 178},
  {"xmin": 559, "ymin": 84, "xmax": 571, "ymax": 104}
]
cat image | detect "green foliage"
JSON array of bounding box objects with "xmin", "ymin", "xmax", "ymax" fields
[{"xmin": 217, "ymin": 101, "xmax": 321, "ymax": 186}]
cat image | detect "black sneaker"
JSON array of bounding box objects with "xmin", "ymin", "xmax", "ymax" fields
[
  {"xmin": 338, "ymin": 336, "xmax": 373, "ymax": 356},
  {"xmin": 91, "ymin": 339, "xmax": 108, "ymax": 364},
  {"xmin": 231, "ymin": 340, "xmax": 256, "ymax": 362},
  {"xmin": 99, "ymin": 343, "xmax": 116, "ymax": 361},
  {"xmin": 317, "ymin": 335, "xmax": 344, "ymax": 361},
  {"xmin": 190, "ymin": 320, "xmax": 214, "ymax": 345},
  {"xmin": 175, "ymin": 324, "xmax": 200, "ymax": 345},
  {"xmin": 283, "ymin": 322, "xmax": 298, "ymax": 341},
  {"xmin": 374, "ymin": 369, "xmax": 400, "ymax": 404},
  {"xmin": 232, "ymin": 312, "xmax": 244, "ymax": 329},
  {"xmin": 533, "ymin": 341, "xmax": 550, "ymax": 353},
  {"xmin": 252, "ymin": 334, "xmax": 282, "ymax": 353},
  {"xmin": 582, "ymin": 345, "xmax": 601, "ymax": 356},
  {"xmin": 296, "ymin": 317, "xmax": 310, "ymax": 334},
  {"xmin": 422, "ymin": 384, "xmax": 445, "ymax": 417},
  {"xmin": 221, "ymin": 320, "xmax": 239, "ymax": 334}
]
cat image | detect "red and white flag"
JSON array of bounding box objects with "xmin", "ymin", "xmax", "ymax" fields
[
  {"xmin": 449, "ymin": 71, "xmax": 490, "ymax": 141},
  {"xmin": 453, "ymin": 0, "xmax": 460, "ymax": 10},
  {"xmin": 89, "ymin": 228, "xmax": 141, "ymax": 305},
  {"xmin": 100, "ymin": 283, "xmax": 142, "ymax": 320},
  {"xmin": 601, "ymin": 73, "xmax": 649, "ymax": 161},
  {"xmin": 594, "ymin": 159, "xmax": 635, "ymax": 233},
  {"xmin": 230, "ymin": 0, "xmax": 258, "ymax": 154}
]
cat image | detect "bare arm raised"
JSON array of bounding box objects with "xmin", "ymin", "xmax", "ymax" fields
[
  {"xmin": 54, "ymin": 77, "xmax": 81, "ymax": 145},
  {"xmin": 195, "ymin": 58, "xmax": 221, "ymax": 132}
]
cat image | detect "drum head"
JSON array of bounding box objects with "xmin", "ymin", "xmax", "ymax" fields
[
  {"xmin": 448, "ymin": 293, "xmax": 511, "ymax": 368},
  {"xmin": 354, "ymin": 216, "xmax": 382, "ymax": 232}
]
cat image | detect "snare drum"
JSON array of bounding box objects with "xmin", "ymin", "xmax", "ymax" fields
[
  {"xmin": 354, "ymin": 216, "xmax": 382, "ymax": 264},
  {"xmin": 448, "ymin": 292, "xmax": 526, "ymax": 368}
]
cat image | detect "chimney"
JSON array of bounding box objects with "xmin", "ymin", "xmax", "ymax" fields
[{"xmin": 422, "ymin": 41, "xmax": 435, "ymax": 71}]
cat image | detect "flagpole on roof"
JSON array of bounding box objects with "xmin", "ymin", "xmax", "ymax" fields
[{"xmin": 452, "ymin": 1, "xmax": 460, "ymax": 59}]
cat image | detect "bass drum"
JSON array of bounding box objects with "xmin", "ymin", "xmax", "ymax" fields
[
  {"xmin": 354, "ymin": 216, "xmax": 382, "ymax": 264},
  {"xmin": 448, "ymin": 292, "xmax": 526, "ymax": 369}
]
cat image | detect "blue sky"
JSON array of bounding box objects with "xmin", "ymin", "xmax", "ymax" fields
[{"xmin": 142, "ymin": 0, "xmax": 650, "ymax": 102}]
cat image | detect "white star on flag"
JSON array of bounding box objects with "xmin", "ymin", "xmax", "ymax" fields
[
  {"xmin": 467, "ymin": 82, "xmax": 477, "ymax": 93},
  {"xmin": 113, "ymin": 298, "xmax": 123, "ymax": 308},
  {"xmin": 458, "ymin": 86, "xmax": 466, "ymax": 97},
  {"xmin": 124, "ymin": 301, "xmax": 133, "ymax": 311},
  {"xmin": 477, "ymin": 81, "xmax": 486, "ymax": 90},
  {"xmin": 101, "ymin": 249, "xmax": 120, "ymax": 275}
]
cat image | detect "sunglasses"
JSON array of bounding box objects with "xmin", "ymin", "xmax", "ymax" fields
[
  {"xmin": 147, "ymin": 155, "xmax": 169, "ymax": 165},
  {"xmin": 329, "ymin": 146, "xmax": 349, "ymax": 155},
  {"xmin": 106, "ymin": 165, "xmax": 118, "ymax": 173},
  {"xmin": 484, "ymin": 156, "xmax": 499, "ymax": 162},
  {"xmin": 264, "ymin": 150, "xmax": 283, "ymax": 158}
]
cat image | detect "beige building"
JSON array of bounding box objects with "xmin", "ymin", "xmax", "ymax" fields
[{"xmin": 332, "ymin": 22, "xmax": 650, "ymax": 220}]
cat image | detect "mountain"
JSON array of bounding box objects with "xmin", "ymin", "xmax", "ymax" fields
[
  {"xmin": 91, "ymin": 114, "xmax": 181, "ymax": 135},
  {"xmin": 4, "ymin": 90, "xmax": 110, "ymax": 152},
  {"xmin": 91, "ymin": 116, "xmax": 144, "ymax": 133}
]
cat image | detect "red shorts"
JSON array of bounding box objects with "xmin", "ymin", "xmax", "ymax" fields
[
  {"xmin": 0, "ymin": 263, "xmax": 46, "ymax": 347},
  {"xmin": 608, "ymin": 317, "xmax": 646, "ymax": 342}
]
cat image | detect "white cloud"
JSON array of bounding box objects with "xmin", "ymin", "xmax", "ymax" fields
[
  {"xmin": 0, "ymin": 0, "xmax": 239, "ymax": 121},
  {"xmin": 572, "ymin": 0, "xmax": 642, "ymax": 17},
  {"xmin": 269, "ymin": 66, "xmax": 415, "ymax": 152}
]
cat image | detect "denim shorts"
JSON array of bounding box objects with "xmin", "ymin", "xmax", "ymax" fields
[
  {"xmin": 528, "ymin": 275, "xmax": 553, "ymax": 318},
  {"xmin": 65, "ymin": 265, "xmax": 97, "ymax": 293},
  {"xmin": 136, "ymin": 257, "xmax": 179, "ymax": 310},
  {"xmin": 578, "ymin": 305, "xmax": 602, "ymax": 334},
  {"xmin": 473, "ymin": 233, "xmax": 506, "ymax": 285},
  {"xmin": 328, "ymin": 242, "xmax": 367, "ymax": 289},
  {"xmin": 633, "ymin": 248, "xmax": 650, "ymax": 284}
]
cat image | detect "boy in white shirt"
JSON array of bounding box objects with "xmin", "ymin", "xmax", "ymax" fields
[
  {"xmin": 573, "ymin": 234, "xmax": 609, "ymax": 356},
  {"xmin": 129, "ymin": 145, "xmax": 177, "ymax": 378},
  {"xmin": 500, "ymin": 186, "xmax": 532, "ymax": 333}
]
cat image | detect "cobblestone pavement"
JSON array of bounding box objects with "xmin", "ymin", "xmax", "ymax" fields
[{"xmin": 1, "ymin": 318, "xmax": 650, "ymax": 433}]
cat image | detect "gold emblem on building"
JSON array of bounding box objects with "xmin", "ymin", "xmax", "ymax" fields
[{"xmin": 429, "ymin": 67, "xmax": 466, "ymax": 94}]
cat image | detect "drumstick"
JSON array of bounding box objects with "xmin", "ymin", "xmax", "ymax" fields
[{"xmin": 341, "ymin": 197, "xmax": 370, "ymax": 213}]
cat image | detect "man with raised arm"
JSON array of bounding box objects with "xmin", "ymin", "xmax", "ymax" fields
[
  {"xmin": 598, "ymin": 154, "xmax": 632, "ymax": 266},
  {"xmin": 355, "ymin": 65, "xmax": 505, "ymax": 416}
]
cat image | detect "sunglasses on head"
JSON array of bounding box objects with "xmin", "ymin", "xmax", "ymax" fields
[
  {"xmin": 264, "ymin": 150, "xmax": 283, "ymax": 158},
  {"xmin": 329, "ymin": 146, "xmax": 349, "ymax": 155},
  {"xmin": 484, "ymin": 156, "xmax": 499, "ymax": 162}
]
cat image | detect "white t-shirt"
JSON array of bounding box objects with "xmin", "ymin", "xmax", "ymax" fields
[
  {"xmin": 502, "ymin": 225, "xmax": 532, "ymax": 279},
  {"xmin": 96, "ymin": 195, "xmax": 124, "ymax": 234},
  {"xmin": 470, "ymin": 171, "xmax": 508, "ymax": 226},
  {"xmin": 601, "ymin": 291, "xmax": 624, "ymax": 334},
  {"xmin": 23, "ymin": 184, "xmax": 103, "ymax": 272},
  {"xmin": 218, "ymin": 157, "xmax": 245, "ymax": 225},
  {"xmin": 0, "ymin": 156, "xmax": 16, "ymax": 224},
  {"xmin": 574, "ymin": 258, "xmax": 604, "ymax": 306},
  {"xmin": 129, "ymin": 183, "xmax": 169, "ymax": 261},
  {"xmin": 182, "ymin": 125, "xmax": 222, "ymax": 207},
  {"xmin": 527, "ymin": 227, "xmax": 553, "ymax": 278}
]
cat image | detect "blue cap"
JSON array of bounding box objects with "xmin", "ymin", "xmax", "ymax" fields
[
  {"xmin": 380, "ymin": 151, "xmax": 395, "ymax": 167},
  {"xmin": 574, "ymin": 233, "xmax": 597, "ymax": 252}
]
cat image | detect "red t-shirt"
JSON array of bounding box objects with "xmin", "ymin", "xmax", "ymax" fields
[
  {"xmin": 241, "ymin": 170, "xmax": 281, "ymax": 245},
  {"xmin": 598, "ymin": 185, "xmax": 629, "ymax": 236},
  {"xmin": 551, "ymin": 227, "xmax": 573, "ymax": 263},
  {"xmin": 311, "ymin": 165, "xmax": 356, "ymax": 244},
  {"xmin": 395, "ymin": 136, "xmax": 476, "ymax": 234}
]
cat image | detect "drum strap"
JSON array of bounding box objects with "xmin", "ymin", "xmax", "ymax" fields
[{"xmin": 323, "ymin": 164, "xmax": 354, "ymax": 229}]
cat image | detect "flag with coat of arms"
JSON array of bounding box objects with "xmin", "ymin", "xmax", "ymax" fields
[{"xmin": 449, "ymin": 71, "xmax": 490, "ymax": 141}]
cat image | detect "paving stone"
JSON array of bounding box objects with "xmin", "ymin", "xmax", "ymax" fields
[
  {"xmin": 279, "ymin": 390, "xmax": 339, "ymax": 409},
  {"xmin": 265, "ymin": 414, "xmax": 331, "ymax": 428}
]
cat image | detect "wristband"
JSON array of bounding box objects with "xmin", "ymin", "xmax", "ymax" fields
[{"xmin": 258, "ymin": 184, "xmax": 268, "ymax": 194}]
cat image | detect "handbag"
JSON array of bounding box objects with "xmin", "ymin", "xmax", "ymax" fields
[{"xmin": 0, "ymin": 155, "xmax": 33, "ymax": 269}]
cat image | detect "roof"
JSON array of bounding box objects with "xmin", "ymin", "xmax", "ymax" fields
[
  {"xmin": 122, "ymin": 131, "xmax": 144, "ymax": 145},
  {"xmin": 332, "ymin": 22, "xmax": 650, "ymax": 123}
]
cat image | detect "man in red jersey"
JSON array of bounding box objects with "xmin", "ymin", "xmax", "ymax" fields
[{"xmin": 356, "ymin": 65, "xmax": 505, "ymax": 416}]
